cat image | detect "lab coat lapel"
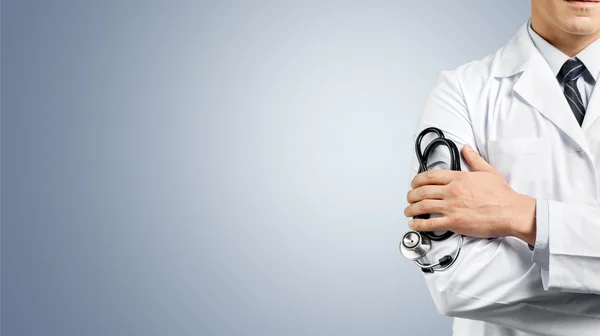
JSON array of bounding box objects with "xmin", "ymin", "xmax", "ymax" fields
[
  {"xmin": 512, "ymin": 52, "xmax": 589, "ymax": 153},
  {"xmin": 582, "ymin": 82, "xmax": 600, "ymax": 133},
  {"xmin": 497, "ymin": 24, "xmax": 589, "ymax": 153}
]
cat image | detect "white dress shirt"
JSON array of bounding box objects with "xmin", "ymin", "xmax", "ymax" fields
[{"xmin": 526, "ymin": 21, "xmax": 600, "ymax": 271}]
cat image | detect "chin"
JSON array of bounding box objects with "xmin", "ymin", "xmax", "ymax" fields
[{"xmin": 560, "ymin": 17, "xmax": 600, "ymax": 34}]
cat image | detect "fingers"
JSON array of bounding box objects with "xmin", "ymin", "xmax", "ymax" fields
[
  {"xmin": 408, "ymin": 216, "xmax": 452, "ymax": 232},
  {"xmin": 411, "ymin": 170, "xmax": 460, "ymax": 189},
  {"xmin": 404, "ymin": 200, "xmax": 447, "ymax": 217},
  {"xmin": 406, "ymin": 185, "xmax": 446, "ymax": 203}
]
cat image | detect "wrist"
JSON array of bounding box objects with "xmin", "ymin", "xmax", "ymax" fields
[{"xmin": 510, "ymin": 194, "xmax": 537, "ymax": 245}]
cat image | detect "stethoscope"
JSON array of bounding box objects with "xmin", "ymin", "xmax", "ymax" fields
[{"xmin": 399, "ymin": 127, "xmax": 464, "ymax": 273}]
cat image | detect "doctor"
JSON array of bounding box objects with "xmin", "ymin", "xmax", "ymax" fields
[{"xmin": 403, "ymin": 0, "xmax": 600, "ymax": 335}]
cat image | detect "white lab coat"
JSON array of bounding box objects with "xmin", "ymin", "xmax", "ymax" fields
[{"xmin": 410, "ymin": 22, "xmax": 600, "ymax": 335}]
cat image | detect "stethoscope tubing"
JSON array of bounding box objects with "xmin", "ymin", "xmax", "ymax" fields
[{"xmin": 401, "ymin": 127, "xmax": 465, "ymax": 273}]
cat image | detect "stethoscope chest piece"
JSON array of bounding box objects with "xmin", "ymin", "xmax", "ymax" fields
[{"xmin": 400, "ymin": 230, "xmax": 431, "ymax": 261}]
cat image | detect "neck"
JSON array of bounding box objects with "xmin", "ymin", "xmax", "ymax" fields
[{"xmin": 531, "ymin": 17, "xmax": 600, "ymax": 56}]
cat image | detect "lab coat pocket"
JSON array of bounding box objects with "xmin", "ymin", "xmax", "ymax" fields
[{"xmin": 486, "ymin": 137, "xmax": 551, "ymax": 198}]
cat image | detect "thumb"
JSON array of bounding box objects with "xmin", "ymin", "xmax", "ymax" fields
[{"xmin": 462, "ymin": 145, "xmax": 497, "ymax": 173}]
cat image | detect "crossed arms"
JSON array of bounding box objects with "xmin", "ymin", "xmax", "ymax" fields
[{"xmin": 405, "ymin": 71, "xmax": 600, "ymax": 335}]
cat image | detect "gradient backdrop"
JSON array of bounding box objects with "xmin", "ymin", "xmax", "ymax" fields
[{"xmin": 2, "ymin": 1, "xmax": 530, "ymax": 335}]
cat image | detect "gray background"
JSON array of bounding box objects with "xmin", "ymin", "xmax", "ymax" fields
[{"xmin": 1, "ymin": 1, "xmax": 529, "ymax": 335}]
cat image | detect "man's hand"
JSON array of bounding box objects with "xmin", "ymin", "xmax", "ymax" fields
[{"xmin": 404, "ymin": 145, "xmax": 537, "ymax": 245}]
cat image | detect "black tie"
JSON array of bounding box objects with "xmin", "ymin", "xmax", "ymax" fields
[{"xmin": 558, "ymin": 58, "xmax": 587, "ymax": 126}]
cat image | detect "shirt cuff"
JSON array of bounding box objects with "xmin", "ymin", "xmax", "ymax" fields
[{"xmin": 531, "ymin": 199, "xmax": 549, "ymax": 270}]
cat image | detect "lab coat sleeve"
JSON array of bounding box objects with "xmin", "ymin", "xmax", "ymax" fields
[
  {"xmin": 534, "ymin": 199, "xmax": 600, "ymax": 294},
  {"xmin": 531, "ymin": 199, "xmax": 550, "ymax": 269},
  {"xmin": 408, "ymin": 70, "xmax": 600, "ymax": 335}
]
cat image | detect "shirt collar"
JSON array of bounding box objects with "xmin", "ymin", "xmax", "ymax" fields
[
  {"xmin": 527, "ymin": 18, "xmax": 600, "ymax": 83},
  {"xmin": 578, "ymin": 36, "xmax": 600, "ymax": 83}
]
